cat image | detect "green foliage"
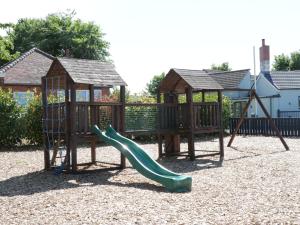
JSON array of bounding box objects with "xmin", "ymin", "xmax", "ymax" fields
[
  {"xmin": 211, "ymin": 62, "xmax": 231, "ymax": 71},
  {"xmin": 221, "ymin": 96, "xmax": 232, "ymax": 129},
  {"xmin": 0, "ymin": 36, "xmax": 20, "ymax": 66},
  {"xmin": 273, "ymin": 51, "xmax": 300, "ymax": 71},
  {"xmin": 0, "ymin": 89, "xmax": 23, "ymax": 147},
  {"xmin": 272, "ymin": 54, "xmax": 290, "ymax": 71},
  {"xmin": 289, "ymin": 51, "xmax": 300, "ymax": 70},
  {"xmin": 4, "ymin": 10, "xmax": 110, "ymax": 61},
  {"xmin": 128, "ymin": 94, "xmax": 156, "ymax": 103},
  {"xmin": 109, "ymin": 87, "xmax": 130, "ymax": 102},
  {"xmin": 125, "ymin": 94, "xmax": 157, "ymax": 139},
  {"xmin": 146, "ymin": 73, "xmax": 165, "ymax": 96},
  {"xmin": 23, "ymin": 94, "xmax": 43, "ymax": 145}
]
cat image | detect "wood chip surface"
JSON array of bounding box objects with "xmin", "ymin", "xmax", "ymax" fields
[{"xmin": 0, "ymin": 136, "xmax": 299, "ymax": 224}]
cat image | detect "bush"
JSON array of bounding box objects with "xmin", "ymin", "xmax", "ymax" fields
[
  {"xmin": 0, "ymin": 89, "xmax": 24, "ymax": 147},
  {"xmin": 23, "ymin": 94, "xmax": 43, "ymax": 145}
]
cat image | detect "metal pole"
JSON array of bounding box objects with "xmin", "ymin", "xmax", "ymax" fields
[{"xmin": 253, "ymin": 46, "xmax": 258, "ymax": 117}]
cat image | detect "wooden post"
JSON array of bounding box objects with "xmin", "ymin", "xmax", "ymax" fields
[
  {"xmin": 157, "ymin": 91, "xmax": 163, "ymax": 158},
  {"xmin": 202, "ymin": 91, "xmax": 205, "ymax": 102},
  {"xmin": 252, "ymin": 90, "xmax": 289, "ymax": 150},
  {"xmin": 186, "ymin": 87, "xmax": 195, "ymax": 160},
  {"xmin": 218, "ymin": 91, "xmax": 224, "ymax": 159},
  {"xmin": 64, "ymin": 77, "xmax": 71, "ymax": 170},
  {"xmin": 42, "ymin": 77, "xmax": 50, "ymax": 170},
  {"xmin": 120, "ymin": 85, "xmax": 126, "ymax": 168},
  {"xmin": 89, "ymin": 84, "xmax": 96, "ymax": 163},
  {"xmin": 227, "ymin": 91, "xmax": 254, "ymax": 147},
  {"xmin": 70, "ymin": 82, "xmax": 77, "ymax": 172},
  {"xmin": 163, "ymin": 92, "xmax": 180, "ymax": 155}
]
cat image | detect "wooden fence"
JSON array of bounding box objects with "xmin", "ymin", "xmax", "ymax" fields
[{"xmin": 229, "ymin": 117, "xmax": 300, "ymax": 137}]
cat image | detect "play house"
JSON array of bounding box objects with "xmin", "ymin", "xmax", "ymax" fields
[
  {"xmin": 157, "ymin": 68, "xmax": 224, "ymax": 160},
  {"xmin": 42, "ymin": 57, "xmax": 127, "ymax": 172}
]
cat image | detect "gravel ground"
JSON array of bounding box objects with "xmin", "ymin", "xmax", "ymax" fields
[{"xmin": 0, "ymin": 136, "xmax": 300, "ymax": 225}]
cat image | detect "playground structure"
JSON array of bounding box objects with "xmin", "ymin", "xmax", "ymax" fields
[
  {"xmin": 42, "ymin": 61, "xmax": 225, "ymax": 173},
  {"xmin": 228, "ymin": 89, "xmax": 289, "ymax": 150},
  {"xmin": 42, "ymin": 57, "xmax": 127, "ymax": 172},
  {"xmin": 157, "ymin": 69, "xmax": 224, "ymax": 160}
]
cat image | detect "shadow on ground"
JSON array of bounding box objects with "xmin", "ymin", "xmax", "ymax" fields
[
  {"xmin": 0, "ymin": 169, "xmax": 169, "ymax": 197},
  {"xmin": 225, "ymin": 145, "xmax": 288, "ymax": 162},
  {"xmin": 0, "ymin": 156, "xmax": 223, "ymax": 197},
  {"xmin": 158, "ymin": 157, "xmax": 223, "ymax": 173}
]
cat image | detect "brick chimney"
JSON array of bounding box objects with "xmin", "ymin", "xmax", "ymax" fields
[{"xmin": 259, "ymin": 39, "xmax": 270, "ymax": 73}]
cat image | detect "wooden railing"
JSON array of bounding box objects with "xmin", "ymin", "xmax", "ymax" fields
[
  {"xmin": 193, "ymin": 102, "xmax": 219, "ymax": 129},
  {"xmin": 75, "ymin": 102, "xmax": 121, "ymax": 134},
  {"xmin": 71, "ymin": 102, "xmax": 221, "ymax": 135},
  {"xmin": 125, "ymin": 102, "xmax": 220, "ymax": 133}
]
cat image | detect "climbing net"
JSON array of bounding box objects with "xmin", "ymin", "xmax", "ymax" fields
[{"xmin": 43, "ymin": 76, "xmax": 66, "ymax": 169}]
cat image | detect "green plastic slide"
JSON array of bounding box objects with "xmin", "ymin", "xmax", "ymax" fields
[{"xmin": 92, "ymin": 125, "xmax": 192, "ymax": 192}]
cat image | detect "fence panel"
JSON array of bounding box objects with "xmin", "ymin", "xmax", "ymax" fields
[{"xmin": 229, "ymin": 117, "xmax": 300, "ymax": 137}]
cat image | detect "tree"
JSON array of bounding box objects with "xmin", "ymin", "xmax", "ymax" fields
[
  {"xmin": 211, "ymin": 62, "xmax": 231, "ymax": 71},
  {"xmin": 272, "ymin": 54, "xmax": 290, "ymax": 71},
  {"xmin": 289, "ymin": 51, "xmax": 300, "ymax": 70},
  {"xmin": 146, "ymin": 72, "xmax": 165, "ymax": 96},
  {"xmin": 2, "ymin": 11, "xmax": 110, "ymax": 62},
  {"xmin": 0, "ymin": 36, "xmax": 20, "ymax": 66}
]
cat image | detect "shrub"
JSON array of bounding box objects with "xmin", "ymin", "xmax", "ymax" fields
[
  {"xmin": 0, "ymin": 89, "xmax": 24, "ymax": 147},
  {"xmin": 23, "ymin": 94, "xmax": 43, "ymax": 145}
]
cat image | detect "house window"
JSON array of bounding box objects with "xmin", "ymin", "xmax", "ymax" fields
[
  {"xmin": 13, "ymin": 92, "xmax": 34, "ymax": 106},
  {"xmin": 76, "ymin": 90, "xmax": 89, "ymax": 102},
  {"xmin": 94, "ymin": 89, "xmax": 102, "ymax": 102},
  {"xmin": 298, "ymin": 96, "xmax": 300, "ymax": 109},
  {"xmin": 232, "ymin": 101, "xmax": 247, "ymax": 117}
]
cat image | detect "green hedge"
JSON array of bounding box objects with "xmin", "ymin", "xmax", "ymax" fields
[
  {"xmin": 23, "ymin": 94, "xmax": 43, "ymax": 145},
  {"xmin": 0, "ymin": 89, "xmax": 24, "ymax": 147},
  {"xmin": 0, "ymin": 89, "xmax": 43, "ymax": 147}
]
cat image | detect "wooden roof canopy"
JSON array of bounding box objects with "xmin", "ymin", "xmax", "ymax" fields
[
  {"xmin": 159, "ymin": 68, "xmax": 223, "ymax": 94},
  {"xmin": 46, "ymin": 57, "xmax": 127, "ymax": 87}
]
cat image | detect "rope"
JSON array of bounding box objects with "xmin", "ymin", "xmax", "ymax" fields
[{"xmin": 44, "ymin": 76, "xmax": 67, "ymax": 173}]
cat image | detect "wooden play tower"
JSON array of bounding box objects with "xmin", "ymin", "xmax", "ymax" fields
[
  {"xmin": 157, "ymin": 68, "xmax": 224, "ymax": 160},
  {"xmin": 42, "ymin": 57, "xmax": 127, "ymax": 172}
]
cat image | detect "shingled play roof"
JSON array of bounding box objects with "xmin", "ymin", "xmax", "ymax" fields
[
  {"xmin": 0, "ymin": 48, "xmax": 54, "ymax": 85},
  {"xmin": 264, "ymin": 71, "xmax": 300, "ymax": 89},
  {"xmin": 208, "ymin": 69, "xmax": 250, "ymax": 90},
  {"xmin": 159, "ymin": 68, "xmax": 223, "ymax": 93},
  {"xmin": 56, "ymin": 57, "xmax": 127, "ymax": 86}
]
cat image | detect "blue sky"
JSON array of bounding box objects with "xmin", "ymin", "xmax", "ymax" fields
[{"xmin": 1, "ymin": 0, "xmax": 300, "ymax": 92}]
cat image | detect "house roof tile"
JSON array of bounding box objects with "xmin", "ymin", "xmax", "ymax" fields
[
  {"xmin": 208, "ymin": 69, "xmax": 250, "ymax": 89},
  {"xmin": 0, "ymin": 48, "xmax": 54, "ymax": 85},
  {"xmin": 266, "ymin": 71, "xmax": 300, "ymax": 89}
]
